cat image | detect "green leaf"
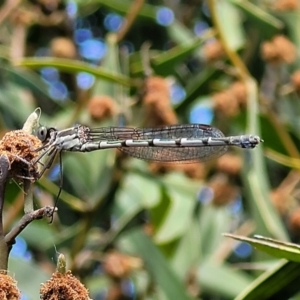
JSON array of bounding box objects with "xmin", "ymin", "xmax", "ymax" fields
[
  {"xmin": 119, "ymin": 228, "xmax": 195, "ymax": 300},
  {"xmin": 75, "ymin": 0, "xmax": 157, "ymax": 20},
  {"xmin": 199, "ymin": 260, "xmax": 253, "ymax": 298},
  {"xmin": 38, "ymin": 177, "xmax": 85, "ymax": 212},
  {"xmin": 115, "ymin": 170, "xmax": 161, "ymax": 211},
  {"xmin": 19, "ymin": 220, "xmax": 82, "ymax": 252},
  {"xmin": 151, "ymin": 34, "xmax": 210, "ymax": 76},
  {"xmin": 242, "ymin": 145, "xmax": 288, "ymax": 240},
  {"xmin": 176, "ymin": 67, "xmax": 219, "ymax": 112},
  {"xmin": 234, "ymin": 260, "xmax": 300, "ymax": 300},
  {"xmin": 198, "ymin": 204, "xmax": 233, "ymax": 256},
  {"xmin": 63, "ymin": 149, "xmax": 116, "ymax": 204},
  {"xmin": 0, "ymin": 64, "xmax": 52, "ymax": 101},
  {"xmin": 170, "ymin": 214, "xmax": 202, "ymax": 280},
  {"xmin": 215, "ymin": 0, "xmax": 246, "ymax": 50},
  {"xmin": 131, "ymin": 30, "xmax": 214, "ymax": 77},
  {"xmin": 153, "ymin": 173, "xmax": 200, "ymax": 244},
  {"xmin": 18, "ymin": 57, "xmax": 133, "ymax": 87},
  {"xmin": 0, "ymin": 82, "xmax": 37, "ymax": 125},
  {"xmin": 228, "ymin": 0, "xmax": 283, "ymax": 37},
  {"xmin": 243, "ymin": 79, "xmax": 288, "ymax": 241},
  {"xmin": 93, "ymin": 33, "xmax": 122, "ymax": 97},
  {"xmin": 167, "ymin": 20, "xmax": 197, "ymax": 44},
  {"xmin": 106, "ymin": 168, "xmax": 162, "ymax": 243},
  {"xmin": 224, "ymin": 234, "xmax": 300, "ymax": 262},
  {"xmin": 9, "ymin": 257, "xmax": 50, "ymax": 299},
  {"xmin": 19, "ymin": 222, "xmax": 56, "ymax": 250},
  {"xmin": 280, "ymin": 12, "xmax": 300, "ymax": 69}
]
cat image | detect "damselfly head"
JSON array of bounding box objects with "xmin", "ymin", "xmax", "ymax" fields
[
  {"xmin": 37, "ymin": 126, "xmax": 56, "ymax": 143},
  {"xmin": 37, "ymin": 126, "xmax": 48, "ymax": 142}
]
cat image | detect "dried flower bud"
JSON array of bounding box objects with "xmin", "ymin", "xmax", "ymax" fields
[
  {"xmin": 106, "ymin": 285, "xmax": 123, "ymax": 300},
  {"xmin": 149, "ymin": 162, "xmax": 205, "ymax": 179},
  {"xmin": 273, "ymin": 0, "xmax": 299, "ymax": 11},
  {"xmin": 0, "ymin": 272, "xmax": 20, "ymax": 300},
  {"xmin": 50, "ymin": 37, "xmax": 77, "ymax": 59},
  {"xmin": 88, "ymin": 95, "xmax": 117, "ymax": 121},
  {"xmin": 143, "ymin": 223, "xmax": 154, "ymax": 236},
  {"xmin": 142, "ymin": 76, "xmax": 178, "ymax": 126},
  {"xmin": 288, "ymin": 208, "xmax": 300, "ymax": 234},
  {"xmin": 261, "ymin": 41, "xmax": 280, "ymax": 63},
  {"xmin": 203, "ymin": 40, "xmax": 225, "ymax": 62},
  {"xmin": 212, "ymin": 81, "xmax": 248, "ymax": 117},
  {"xmin": 143, "ymin": 76, "xmax": 170, "ymax": 104},
  {"xmin": 229, "ymin": 81, "xmax": 247, "ymax": 106},
  {"xmin": 208, "ymin": 174, "xmax": 239, "ymax": 206},
  {"xmin": 146, "ymin": 100, "xmax": 178, "ymax": 125},
  {"xmin": 103, "ymin": 251, "xmax": 143, "ymax": 279},
  {"xmin": 261, "ymin": 35, "xmax": 297, "ymax": 64},
  {"xmin": 216, "ymin": 154, "xmax": 242, "ymax": 175},
  {"xmin": 273, "ymin": 35, "xmax": 297, "ymax": 63},
  {"xmin": 212, "ymin": 90, "xmax": 240, "ymax": 117},
  {"xmin": 40, "ymin": 270, "xmax": 90, "ymax": 300},
  {"xmin": 38, "ymin": 0, "xmax": 61, "ymax": 12},
  {"xmin": 291, "ymin": 70, "xmax": 300, "ymax": 94},
  {"xmin": 11, "ymin": 9, "xmax": 36, "ymax": 25},
  {"xmin": 0, "ymin": 130, "xmax": 42, "ymax": 181},
  {"xmin": 185, "ymin": 268, "xmax": 200, "ymax": 297},
  {"xmin": 180, "ymin": 163, "xmax": 205, "ymax": 179},
  {"xmin": 270, "ymin": 188, "xmax": 288, "ymax": 215}
]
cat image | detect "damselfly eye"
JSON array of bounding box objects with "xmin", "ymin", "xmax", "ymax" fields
[{"xmin": 37, "ymin": 126, "xmax": 48, "ymax": 142}]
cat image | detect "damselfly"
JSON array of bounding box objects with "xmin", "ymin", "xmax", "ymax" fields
[{"xmin": 35, "ymin": 123, "xmax": 262, "ymax": 175}]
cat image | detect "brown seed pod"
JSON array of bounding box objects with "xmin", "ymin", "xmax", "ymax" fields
[
  {"xmin": 270, "ymin": 188, "xmax": 289, "ymax": 216},
  {"xmin": 0, "ymin": 272, "xmax": 20, "ymax": 300},
  {"xmin": 40, "ymin": 270, "xmax": 90, "ymax": 300},
  {"xmin": 149, "ymin": 161, "xmax": 205, "ymax": 179},
  {"xmin": 261, "ymin": 35, "xmax": 297, "ymax": 64},
  {"xmin": 291, "ymin": 70, "xmax": 300, "ymax": 94},
  {"xmin": 203, "ymin": 40, "xmax": 225, "ymax": 62},
  {"xmin": 87, "ymin": 95, "xmax": 117, "ymax": 121},
  {"xmin": 212, "ymin": 90, "xmax": 240, "ymax": 117},
  {"xmin": 208, "ymin": 174, "xmax": 239, "ymax": 207},
  {"xmin": 103, "ymin": 251, "xmax": 143, "ymax": 279},
  {"xmin": 273, "ymin": 0, "xmax": 299, "ymax": 11},
  {"xmin": 50, "ymin": 37, "xmax": 77, "ymax": 59},
  {"xmin": 142, "ymin": 76, "xmax": 178, "ymax": 126},
  {"xmin": 0, "ymin": 130, "xmax": 42, "ymax": 181},
  {"xmin": 288, "ymin": 207, "xmax": 300, "ymax": 234},
  {"xmin": 229, "ymin": 81, "xmax": 247, "ymax": 107},
  {"xmin": 216, "ymin": 153, "xmax": 242, "ymax": 176}
]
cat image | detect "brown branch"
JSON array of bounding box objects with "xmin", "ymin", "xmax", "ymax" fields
[
  {"xmin": 116, "ymin": 0, "xmax": 145, "ymax": 42},
  {"xmin": 0, "ymin": 155, "xmax": 10, "ymax": 236},
  {"xmin": 0, "ymin": 0, "xmax": 21, "ymax": 25},
  {"xmin": 0, "ymin": 155, "xmax": 11, "ymax": 270},
  {"xmin": 5, "ymin": 206, "xmax": 57, "ymax": 246}
]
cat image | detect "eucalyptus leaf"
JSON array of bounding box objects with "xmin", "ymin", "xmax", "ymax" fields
[
  {"xmin": 152, "ymin": 33, "xmax": 211, "ymax": 76},
  {"xmin": 75, "ymin": 0, "xmax": 157, "ymax": 19},
  {"xmin": 199, "ymin": 260, "xmax": 253, "ymax": 298},
  {"xmin": 215, "ymin": 0, "xmax": 246, "ymax": 50},
  {"xmin": 118, "ymin": 228, "xmax": 194, "ymax": 300},
  {"xmin": 234, "ymin": 260, "xmax": 300, "ymax": 300},
  {"xmin": 224, "ymin": 234, "xmax": 300, "ymax": 262},
  {"xmin": 18, "ymin": 58, "xmax": 133, "ymax": 87},
  {"xmin": 9, "ymin": 257, "xmax": 50, "ymax": 299},
  {"xmin": 228, "ymin": 0, "xmax": 283, "ymax": 37},
  {"xmin": 154, "ymin": 173, "xmax": 200, "ymax": 244}
]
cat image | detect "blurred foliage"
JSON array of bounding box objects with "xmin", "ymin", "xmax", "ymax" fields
[{"xmin": 1, "ymin": 0, "xmax": 300, "ymax": 299}]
